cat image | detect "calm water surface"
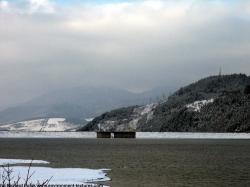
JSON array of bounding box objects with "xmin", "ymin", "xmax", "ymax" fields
[{"xmin": 0, "ymin": 138, "xmax": 249, "ymax": 187}]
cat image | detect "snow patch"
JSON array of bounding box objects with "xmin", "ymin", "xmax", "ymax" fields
[
  {"xmin": 0, "ymin": 158, "xmax": 49, "ymax": 166},
  {"xmin": 0, "ymin": 119, "xmax": 46, "ymax": 131},
  {"xmin": 186, "ymin": 98, "xmax": 214, "ymax": 112},
  {"xmin": 0, "ymin": 167, "xmax": 110, "ymax": 185},
  {"xmin": 135, "ymin": 103, "xmax": 157, "ymax": 116},
  {"xmin": 0, "ymin": 118, "xmax": 77, "ymax": 132},
  {"xmin": 135, "ymin": 103, "xmax": 157, "ymax": 122},
  {"xmin": 47, "ymin": 118, "xmax": 65, "ymax": 125},
  {"xmin": 0, "ymin": 159, "xmax": 110, "ymax": 186},
  {"xmin": 85, "ymin": 118, "xmax": 94, "ymax": 122},
  {"xmin": 0, "ymin": 166, "xmax": 110, "ymax": 185}
]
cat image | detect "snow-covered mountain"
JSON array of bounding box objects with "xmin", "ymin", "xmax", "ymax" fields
[{"xmin": 0, "ymin": 118, "xmax": 78, "ymax": 132}]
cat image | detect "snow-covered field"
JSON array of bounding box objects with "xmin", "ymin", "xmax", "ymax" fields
[
  {"xmin": 0, "ymin": 131, "xmax": 250, "ymax": 139},
  {"xmin": 0, "ymin": 118, "xmax": 79, "ymax": 132},
  {"xmin": 0, "ymin": 158, "xmax": 110, "ymax": 186}
]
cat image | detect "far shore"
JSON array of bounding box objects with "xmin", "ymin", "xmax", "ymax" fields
[{"xmin": 0, "ymin": 131, "xmax": 250, "ymax": 139}]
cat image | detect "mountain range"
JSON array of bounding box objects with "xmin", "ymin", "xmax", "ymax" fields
[
  {"xmin": 81, "ymin": 74, "xmax": 250, "ymax": 132},
  {"xmin": 0, "ymin": 86, "xmax": 174, "ymax": 125}
]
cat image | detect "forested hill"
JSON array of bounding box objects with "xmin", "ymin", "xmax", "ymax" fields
[{"xmin": 80, "ymin": 74, "xmax": 250, "ymax": 132}]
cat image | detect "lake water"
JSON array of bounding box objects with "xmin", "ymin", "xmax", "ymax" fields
[
  {"xmin": 0, "ymin": 131, "xmax": 250, "ymax": 139},
  {"xmin": 0, "ymin": 138, "xmax": 249, "ymax": 187}
]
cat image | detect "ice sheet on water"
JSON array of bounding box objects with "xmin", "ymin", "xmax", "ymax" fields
[
  {"xmin": 0, "ymin": 158, "xmax": 49, "ymax": 166},
  {"xmin": 0, "ymin": 131, "xmax": 96, "ymax": 138},
  {"xmin": 0, "ymin": 131, "xmax": 249, "ymax": 139},
  {"xmin": 137, "ymin": 132, "xmax": 250, "ymax": 139}
]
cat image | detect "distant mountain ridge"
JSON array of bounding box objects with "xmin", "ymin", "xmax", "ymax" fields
[
  {"xmin": 0, "ymin": 86, "xmax": 174, "ymax": 124},
  {"xmin": 81, "ymin": 74, "xmax": 250, "ymax": 132}
]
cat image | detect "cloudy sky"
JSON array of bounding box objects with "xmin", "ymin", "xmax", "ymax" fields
[{"xmin": 0, "ymin": 0, "xmax": 250, "ymax": 109}]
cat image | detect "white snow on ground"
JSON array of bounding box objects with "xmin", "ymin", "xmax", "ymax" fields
[
  {"xmin": 0, "ymin": 118, "xmax": 78, "ymax": 132},
  {"xmin": 140, "ymin": 103, "xmax": 156, "ymax": 115},
  {"xmin": 0, "ymin": 158, "xmax": 49, "ymax": 166},
  {"xmin": 186, "ymin": 98, "xmax": 214, "ymax": 112},
  {"xmin": 47, "ymin": 118, "xmax": 65, "ymax": 125},
  {"xmin": 0, "ymin": 159, "xmax": 110, "ymax": 186},
  {"xmin": 0, "ymin": 119, "xmax": 46, "ymax": 131},
  {"xmin": 42, "ymin": 118, "xmax": 72, "ymax": 131},
  {"xmin": 85, "ymin": 118, "xmax": 94, "ymax": 122},
  {"xmin": 0, "ymin": 167, "xmax": 110, "ymax": 185}
]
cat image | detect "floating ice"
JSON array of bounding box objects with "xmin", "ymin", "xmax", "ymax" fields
[
  {"xmin": 0, "ymin": 158, "xmax": 49, "ymax": 166},
  {"xmin": 136, "ymin": 132, "xmax": 250, "ymax": 139},
  {"xmin": 0, "ymin": 131, "xmax": 96, "ymax": 138}
]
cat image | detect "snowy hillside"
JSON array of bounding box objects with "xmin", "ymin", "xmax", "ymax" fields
[
  {"xmin": 186, "ymin": 99, "xmax": 214, "ymax": 112},
  {"xmin": 0, "ymin": 118, "xmax": 79, "ymax": 132},
  {"xmin": 82, "ymin": 103, "xmax": 158, "ymax": 132},
  {"xmin": 80, "ymin": 74, "xmax": 250, "ymax": 132}
]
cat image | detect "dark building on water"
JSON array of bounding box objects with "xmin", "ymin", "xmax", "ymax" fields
[
  {"xmin": 96, "ymin": 132, "xmax": 112, "ymax": 138},
  {"xmin": 96, "ymin": 131, "xmax": 136, "ymax": 139}
]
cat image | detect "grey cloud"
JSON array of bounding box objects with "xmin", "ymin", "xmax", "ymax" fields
[{"xmin": 0, "ymin": 0, "xmax": 250, "ymax": 109}]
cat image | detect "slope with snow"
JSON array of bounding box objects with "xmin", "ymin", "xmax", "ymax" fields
[
  {"xmin": 94, "ymin": 103, "xmax": 158, "ymax": 132},
  {"xmin": 0, "ymin": 118, "xmax": 79, "ymax": 132},
  {"xmin": 186, "ymin": 99, "xmax": 214, "ymax": 112}
]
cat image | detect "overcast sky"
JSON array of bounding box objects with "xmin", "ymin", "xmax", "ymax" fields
[{"xmin": 0, "ymin": 0, "xmax": 250, "ymax": 109}]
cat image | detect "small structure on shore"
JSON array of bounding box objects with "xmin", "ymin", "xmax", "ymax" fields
[
  {"xmin": 96, "ymin": 131, "xmax": 136, "ymax": 139},
  {"xmin": 96, "ymin": 132, "xmax": 111, "ymax": 138}
]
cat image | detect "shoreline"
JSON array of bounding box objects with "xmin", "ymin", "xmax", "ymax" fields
[{"xmin": 0, "ymin": 131, "xmax": 250, "ymax": 139}]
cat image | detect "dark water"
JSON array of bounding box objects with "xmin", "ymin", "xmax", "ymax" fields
[{"xmin": 0, "ymin": 138, "xmax": 249, "ymax": 187}]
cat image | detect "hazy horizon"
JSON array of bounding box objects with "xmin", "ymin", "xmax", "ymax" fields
[{"xmin": 1, "ymin": 0, "xmax": 250, "ymax": 109}]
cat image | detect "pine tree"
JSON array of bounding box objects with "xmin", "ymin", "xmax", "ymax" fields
[{"xmin": 244, "ymin": 85, "xmax": 250, "ymax": 94}]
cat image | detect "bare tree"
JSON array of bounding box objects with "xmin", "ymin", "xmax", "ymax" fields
[{"xmin": 1, "ymin": 160, "xmax": 52, "ymax": 187}]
